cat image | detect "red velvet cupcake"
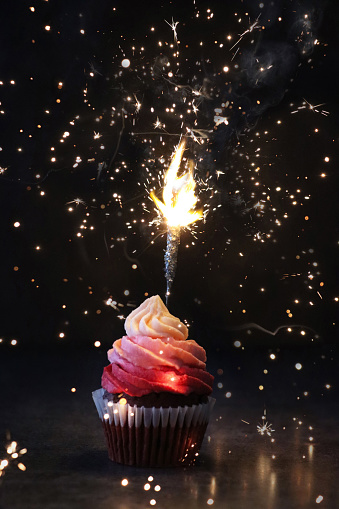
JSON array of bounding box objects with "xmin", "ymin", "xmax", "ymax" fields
[{"xmin": 92, "ymin": 295, "xmax": 215, "ymax": 467}]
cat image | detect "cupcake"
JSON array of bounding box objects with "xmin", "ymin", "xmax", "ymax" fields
[{"xmin": 92, "ymin": 295, "xmax": 215, "ymax": 467}]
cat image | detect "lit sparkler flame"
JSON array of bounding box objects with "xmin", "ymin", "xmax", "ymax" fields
[
  {"xmin": 150, "ymin": 140, "xmax": 202, "ymax": 227},
  {"xmin": 150, "ymin": 140, "xmax": 202, "ymax": 302}
]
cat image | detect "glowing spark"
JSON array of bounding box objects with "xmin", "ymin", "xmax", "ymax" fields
[
  {"xmin": 192, "ymin": 87, "xmax": 205, "ymax": 98},
  {"xmin": 292, "ymin": 99, "xmax": 329, "ymax": 116},
  {"xmin": 192, "ymin": 101, "xmax": 199, "ymax": 115},
  {"xmin": 153, "ymin": 117, "xmax": 162, "ymax": 129},
  {"xmin": 257, "ymin": 408, "xmax": 275, "ymax": 436},
  {"xmin": 134, "ymin": 94, "xmax": 142, "ymax": 113},
  {"xmin": 165, "ymin": 17, "xmax": 179, "ymax": 43},
  {"xmin": 186, "ymin": 127, "xmax": 201, "ymax": 144},
  {"xmin": 231, "ymin": 47, "xmax": 240, "ymax": 61},
  {"xmin": 186, "ymin": 127, "xmax": 212, "ymax": 143},
  {"xmin": 257, "ymin": 421, "xmax": 275, "ymax": 436},
  {"xmin": 106, "ymin": 298, "xmax": 119, "ymax": 310},
  {"xmin": 281, "ymin": 273, "xmax": 301, "ymax": 280},
  {"xmin": 150, "ymin": 140, "xmax": 202, "ymax": 301},
  {"xmin": 214, "ymin": 116, "xmax": 229, "ymax": 127},
  {"xmin": 66, "ymin": 198, "xmax": 86, "ymax": 207},
  {"xmin": 0, "ymin": 435, "xmax": 27, "ymax": 477},
  {"xmin": 230, "ymin": 15, "xmax": 261, "ymax": 50},
  {"xmin": 303, "ymin": 98, "xmax": 325, "ymax": 112}
]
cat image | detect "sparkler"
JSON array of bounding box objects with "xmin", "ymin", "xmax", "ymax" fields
[{"xmin": 150, "ymin": 140, "xmax": 202, "ymax": 303}]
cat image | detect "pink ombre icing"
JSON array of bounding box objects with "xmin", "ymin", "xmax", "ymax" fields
[{"xmin": 102, "ymin": 295, "xmax": 214, "ymax": 397}]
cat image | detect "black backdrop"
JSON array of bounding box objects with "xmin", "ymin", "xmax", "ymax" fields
[{"xmin": 0, "ymin": 0, "xmax": 338, "ymax": 352}]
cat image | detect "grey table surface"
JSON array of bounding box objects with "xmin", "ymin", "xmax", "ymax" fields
[{"xmin": 0, "ymin": 347, "xmax": 338, "ymax": 509}]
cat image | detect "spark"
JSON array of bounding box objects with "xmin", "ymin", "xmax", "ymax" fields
[
  {"xmin": 186, "ymin": 127, "xmax": 202, "ymax": 144},
  {"xmin": 257, "ymin": 408, "xmax": 275, "ymax": 437},
  {"xmin": 191, "ymin": 87, "xmax": 208, "ymax": 98},
  {"xmin": 187, "ymin": 127, "xmax": 212, "ymax": 141},
  {"xmin": 257, "ymin": 421, "xmax": 275, "ymax": 436},
  {"xmin": 165, "ymin": 17, "xmax": 179, "ymax": 43},
  {"xmin": 153, "ymin": 117, "xmax": 162, "ymax": 129},
  {"xmin": 133, "ymin": 94, "xmax": 142, "ymax": 114},
  {"xmin": 253, "ymin": 201, "xmax": 265, "ymax": 211},
  {"xmin": 231, "ymin": 47, "xmax": 240, "ymax": 61},
  {"xmin": 214, "ymin": 116, "xmax": 229, "ymax": 127},
  {"xmin": 66, "ymin": 198, "xmax": 86, "ymax": 206},
  {"xmin": 162, "ymin": 77, "xmax": 212, "ymax": 105},
  {"xmin": 281, "ymin": 273, "xmax": 301, "ymax": 280},
  {"xmin": 106, "ymin": 298, "xmax": 119, "ymax": 310},
  {"xmin": 0, "ymin": 434, "xmax": 27, "ymax": 478},
  {"xmin": 192, "ymin": 101, "xmax": 199, "ymax": 115},
  {"xmin": 291, "ymin": 99, "xmax": 329, "ymax": 116},
  {"xmin": 230, "ymin": 15, "xmax": 261, "ymax": 50}
]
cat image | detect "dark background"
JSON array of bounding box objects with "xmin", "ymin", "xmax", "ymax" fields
[
  {"xmin": 0, "ymin": 0, "xmax": 338, "ymax": 390},
  {"xmin": 1, "ymin": 0, "xmax": 338, "ymax": 348},
  {"xmin": 0, "ymin": 0, "xmax": 338, "ymax": 398},
  {"xmin": 0, "ymin": 1, "xmax": 339, "ymax": 508}
]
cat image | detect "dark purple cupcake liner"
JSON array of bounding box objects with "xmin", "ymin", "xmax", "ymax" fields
[{"xmin": 93, "ymin": 388, "xmax": 215, "ymax": 467}]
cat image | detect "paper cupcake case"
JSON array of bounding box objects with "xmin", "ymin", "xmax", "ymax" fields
[{"xmin": 92, "ymin": 388, "xmax": 215, "ymax": 467}]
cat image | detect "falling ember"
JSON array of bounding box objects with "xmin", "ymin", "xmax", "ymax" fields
[{"xmin": 150, "ymin": 140, "xmax": 202, "ymax": 302}]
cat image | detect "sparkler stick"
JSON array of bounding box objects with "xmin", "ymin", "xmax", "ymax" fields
[
  {"xmin": 150, "ymin": 140, "xmax": 202, "ymax": 304},
  {"xmin": 164, "ymin": 225, "xmax": 180, "ymax": 302}
]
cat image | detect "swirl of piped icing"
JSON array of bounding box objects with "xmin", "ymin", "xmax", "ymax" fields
[
  {"xmin": 102, "ymin": 335, "xmax": 213, "ymax": 396},
  {"xmin": 124, "ymin": 295, "xmax": 188, "ymax": 342},
  {"xmin": 101, "ymin": 295, "xmax": 214, "ymax": 397}
]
